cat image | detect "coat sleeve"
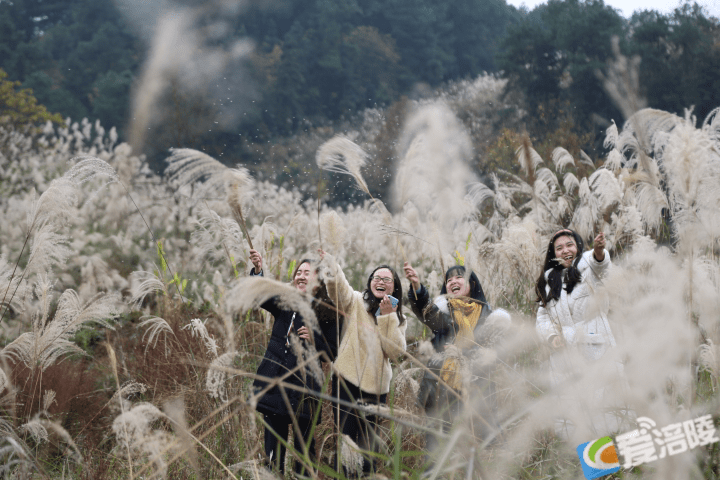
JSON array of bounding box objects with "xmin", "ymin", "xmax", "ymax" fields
[
  {"xmin": 536, "ymin": 302, "xmax": 576, "ymax": 343},
  {"xmin": 407, "ymin": 284, "xmax": 429, "ymax": 320},
  {"xmin": 313, "ymin": 317, "xmax": 341, "ymax": 362},
  {"xmin": 258, "ymin": 296, "xmax": 283, "ymax": 319},
  {"xmin": 579, "ymin": 249, "xmax": 611, "ymax": 286},
  {"xmin": 375, "ymin": 312, "xmax": 407, "ymax": 361},
  {"xmin": 321, "ymin": 254, "xmax": 355, "ymax": 314},
  {"xmin": 419, "ymin": 295, "xmax": 455, "ymax": 333}
]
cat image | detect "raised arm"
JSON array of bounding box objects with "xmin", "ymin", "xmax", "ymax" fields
[{"xmin": 319, "ymin": 253, "xmax": 355, "ymax": 313}]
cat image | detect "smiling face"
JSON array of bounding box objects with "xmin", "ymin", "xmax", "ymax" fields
[
  {"xmin": 370, "ymin": 268, "xmax": 395, "ymax": 298},
  {"xmin": 446, "ymin": 273, "xmax": 471, "ymax": 298},
  {"xmin": 293, "ymin": 262, "xmax": 315, "ymax": 293},
  {"xmin": 554, "ymin": 234, "xmax": 578, "ymax": 268}
]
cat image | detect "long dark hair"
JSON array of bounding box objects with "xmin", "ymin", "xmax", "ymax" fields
[
  {"xmin": 440, "ymin": 265, "xmax": 488, "ymax": 304},
  {"xmin": 440, "ymin": 265, "xmax": 492, "ymax": 322},
  {"xmin": 363, "ymin": 265, "xmax": 405, "ymax": 325},
  {"xmin": 535, "ymin": 229, "xmax": 585, "ymax": 307}
]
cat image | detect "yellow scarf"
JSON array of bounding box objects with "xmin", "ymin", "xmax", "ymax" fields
[{"xmin": 440, "ymin": 298, "xmax": 484, "ymax": 391}]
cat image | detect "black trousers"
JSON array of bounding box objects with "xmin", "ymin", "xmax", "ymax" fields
[
  {"xmin": 263, "ymin": 412, "xmax": 316, "ymax": 476},
  {"xmin": 333, "ymin": 376, "xmax": 387, "ymax": 475}
]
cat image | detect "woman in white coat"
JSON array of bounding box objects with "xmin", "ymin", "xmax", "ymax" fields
[{"xmin": 535, "ymin": 229, "xmax": 620, "ymax": 436}]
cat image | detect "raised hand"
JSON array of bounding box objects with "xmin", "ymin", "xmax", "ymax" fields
[
  {"xmin": 403, "ymin": 261, "xmax": 420, "ymax": 291},
  {"xmin": 249, "ymin": 249, "xmax": 263, "ymax": 274},
  {"xmin": 593, "ymin": 232, "xmax": 606, "ymax": 262}
]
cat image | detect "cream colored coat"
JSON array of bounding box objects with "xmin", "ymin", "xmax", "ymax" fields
[{"xmin": 323, "ymin": 257, "xmax": 407, "ymax": 395}]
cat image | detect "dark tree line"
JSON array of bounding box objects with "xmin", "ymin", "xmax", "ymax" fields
[
  {"xmin": 498, "ymin": 0, "xmax": 720, "ymax": 143},
  {"xmin": 1, "ymin": 0, "xmax": 718, "ymax": 174}
]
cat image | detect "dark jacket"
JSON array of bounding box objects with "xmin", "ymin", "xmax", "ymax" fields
[
  {"xmin": 251, "ymin": 270, "xmax": 342, "ymax": 419},
  {"xmin": 407, "ymin": 284, "xmax": 492, "ymax": 353}
]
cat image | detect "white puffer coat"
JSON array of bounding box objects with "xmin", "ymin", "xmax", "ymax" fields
[{"xmin": 536, "ymin": 249, "xmax": 615, "ymax": 364}]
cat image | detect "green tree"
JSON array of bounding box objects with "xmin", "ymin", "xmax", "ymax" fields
[
  {"xmin": 0, "ymin": 69, "xmax": 63, "ymax": 128},
  {"xmin": 498, "ymin": 0, "xmax": 626, "ymax": 130},
  {"xmin": 0, "ymin": 0, "xmax": 141, "ymax": 133},
  {"xmin": 629, "ymin": 4, "xmax": 720, "ymax": 121}
]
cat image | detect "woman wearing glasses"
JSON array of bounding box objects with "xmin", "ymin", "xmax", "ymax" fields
[{"xmin": 321, "ymin": 254, "xmax": 407, "ymax": 476}]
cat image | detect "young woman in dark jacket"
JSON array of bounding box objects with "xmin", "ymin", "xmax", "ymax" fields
[
  {"xmin": 249, "ymin": 249, "xmax": 342, "ymax": 475},
  {"xmin": 404, "ymin": 262, "xmax": 510, "ymax": 453}
]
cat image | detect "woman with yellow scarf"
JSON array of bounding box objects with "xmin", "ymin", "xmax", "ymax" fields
[{"xmin": 404, "ymin": 263, "xmax": 510, "ymax": 458}]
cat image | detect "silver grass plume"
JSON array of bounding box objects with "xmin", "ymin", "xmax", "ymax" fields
[
  {"xmin": 340, "ymin": 434, "xmax": 364, "ymax": 476},
  {"xmin": 570, "ymin": 177, "xmax": 599, "ymax": 240},
  {"xmin": 111, "ymin": 381, "xmax": 148, "ymax": 408},
  {"xmin": 139, "ymin": 316, "xmax": 176, "ymax": 356},
  {"xmin": 0, "ymin": 256, "xmax": 29, "ymax": 315},
  {"xmin": 551, "ymin": 147, "xmax": 575, "ymax": 173},
  {"xmin": 23, "ymin": 223, "xmax": 73, "ymax": 277},
  {"xmin": 659, "ymin": 113, "xmax": 720, "ymax": 246},
  {"xmin": 319, "ymin": 211, "xmax": 349, "ymax": 256},
  {"xmin": 112, "ymin": 402, "xmax": 176, "ymax": 478},
  {"xmin": 163, "ymin": 396, "xmax": 199, "ymax": 478},
  {"xmin": 0, "ymin": 437, "xmax": 33, "ymax": 477},
  {"xmin": 517, "ymin": 138, "xmax": 543, "ymax": 180},
  {"xmin": 165, "ymin": 148, "xmax": 230, "ymax": 197},
  {"xmin": 315, "ymin": 135, "xmax": 370, "ymax": 195},
  {"xmin": 226, "ymin": 167, "xmax": 255, "ymax": 249},
  {"xmin": 702, "ymin": 106, "xmax": 720, "ymax": 146},
  {"xmin": 25, "ymin": 156, "xmax": 117, "ymax": 233},
  {"xmin": 193, "ymin": 207, "xmax": 245, "ymax": 266},
  {"xmin": 19, "ymin": 420, "xmax": 48, "ymax": 444},
  {"xmin": 206, "ymin": 351, "xmax": 241, "ymax": 402},
  {"xmin": 393, "ymin": 103, "xmax": 476, "ymax": 231},
  {"xmin": 129, "ymin": 269, "xmax": 169, "ymax": 306},
  {"xmin": 21, "ymin": 417, "xmax": 83, "ymax": 464},
  {"xmin": 2, "ymin": 284, "xmax": 122, "ymax": 371},
  {"xmin": 596, "ymin": 36, "xmax": 646, "ymax": 121},
  {"xmin": 181, "ymin": 318, "xmax": 219, "ymax": 358},
  {"xmin": 0, "ymin": 368, "xmax": 8, "ymax": 395}
]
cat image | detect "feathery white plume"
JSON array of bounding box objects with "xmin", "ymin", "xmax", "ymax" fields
[{"xmin": 316, "ymin": 135, "xmax": 370, "ymax": 195}]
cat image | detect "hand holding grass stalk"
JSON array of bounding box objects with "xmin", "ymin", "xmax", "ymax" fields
[{"xmin": 249, "ymin": 249, "xmax": 262, "ymax": 274}]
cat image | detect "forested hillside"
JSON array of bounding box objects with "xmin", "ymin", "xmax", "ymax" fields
[{"xmin": 1, "ymin": 0, "xmax": 719, "ymax": 187}]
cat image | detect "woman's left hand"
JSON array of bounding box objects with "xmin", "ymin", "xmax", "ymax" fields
[
  {"xmin": 593, "ymin": 232, "xmax": 606, "ymax": 262},
  {"xmin": 296, "ymin": 326, "xmax": 311, "ymax": 340},
  {"xmin": 379, "ymin": 295, "xmax": 397, "ymax": 315}
]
